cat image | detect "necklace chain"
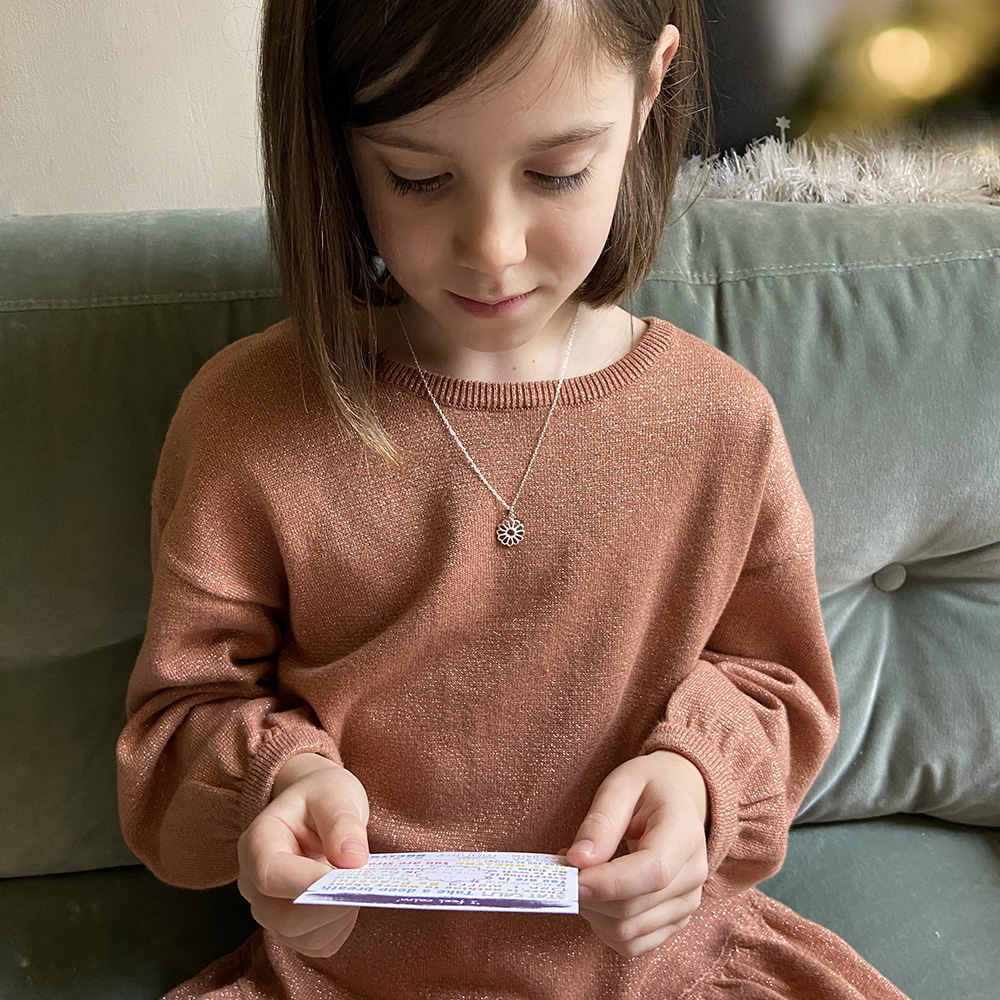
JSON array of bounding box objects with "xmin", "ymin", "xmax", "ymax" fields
[{"xmin": 397, "ymin": 306, "xmax": 579, "ymax": 546}]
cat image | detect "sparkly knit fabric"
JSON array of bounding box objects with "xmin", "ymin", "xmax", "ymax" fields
[{"xmin": 118, "ymin": 317, "xmax": 908, "ymax": 999}]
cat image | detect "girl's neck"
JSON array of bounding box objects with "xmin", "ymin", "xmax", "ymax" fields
[{"xmin": 375, "ymin": 303, "xmax": 647, "ymax": 383}]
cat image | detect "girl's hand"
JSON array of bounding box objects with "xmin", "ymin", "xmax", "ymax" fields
[
  {"xmin": 237, "ymin": 754, "xmax": 370, "ymax": 958},
  {"xmin": 565, "ymin": 751, "xmax": 709, "ymax": 958}
]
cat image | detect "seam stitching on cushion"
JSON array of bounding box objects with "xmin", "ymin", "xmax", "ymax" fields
[
  {"xmin": 0, "ymin": 288, "xmax": 283, "ymax": 313},
  {"xmin": 649, "ymin": 246, "xmax": 1000, "ymax": 285}
]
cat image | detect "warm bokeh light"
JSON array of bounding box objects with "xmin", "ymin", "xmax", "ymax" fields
[
  {"xmin": 786, "ymin": 0, "xmax": 1000, "ymax": 143},
  {"xmin": 865, "ymin": 26, "xmax": 958, "ymax": 99}
]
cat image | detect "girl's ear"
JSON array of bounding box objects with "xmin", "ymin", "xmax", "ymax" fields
[{"xmin": 638, "ymin": 23, "xmax": 680, "ymax": 136}]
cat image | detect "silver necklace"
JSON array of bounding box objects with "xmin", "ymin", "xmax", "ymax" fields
[{"xmin": 397, "ymin": 307, "xmax": 579, "ymax": 547}]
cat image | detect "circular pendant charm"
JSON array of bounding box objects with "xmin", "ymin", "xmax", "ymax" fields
[{"xmin": 497, "ymin": 516, "xmax": 525, "ymax": 547}]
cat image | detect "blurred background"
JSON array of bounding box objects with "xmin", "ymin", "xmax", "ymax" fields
[
  {"xmin": 1, "ymin": 0, "xmax": 998, "ymax": 214},
  {"xmin": 706, "ymin": 0, "xmax": 1000, "ymax": 150}
]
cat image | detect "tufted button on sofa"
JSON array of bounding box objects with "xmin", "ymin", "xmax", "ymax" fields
[
  {"xmin": 2, "ymin": 198, "xmax": 998, "ymax": 999},
  {"xmin": 872, "ymin": 564, "xmax": 907, "ymax": 592}
]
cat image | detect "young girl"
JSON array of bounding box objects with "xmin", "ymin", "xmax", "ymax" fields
[{"xmin": 117, "ymin": 1, "xmax": 909, "ymax": 997}]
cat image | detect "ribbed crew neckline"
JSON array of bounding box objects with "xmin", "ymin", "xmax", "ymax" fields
[{"xmin": 376, "ymin": 317, "xmax": 673, "ymax": 410}]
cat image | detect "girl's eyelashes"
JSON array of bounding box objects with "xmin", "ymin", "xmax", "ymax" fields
[
  {"xmin": 388, "ymin": 172, "xmax": 448, "ymax": 196},
  {"xmin": 528, "ymin": 166, "xmax": 592, "ymax": 193},
  {"xmin": 385, "ymin": 166, "xmax": 592, "ymax": 196}
]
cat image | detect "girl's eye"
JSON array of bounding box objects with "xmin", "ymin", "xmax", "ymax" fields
[
  {"xmin": 530, "ymin": 167, "xmax": 592, "ymax": 193},
  {"xmin": 387, "ymin": 167, "xmax": 593, "ymax": 196},
  {"xmin": 387, "ymin": 171, "xmax": 448, "ymax": 196}
]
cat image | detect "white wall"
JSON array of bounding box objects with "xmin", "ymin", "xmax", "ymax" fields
[{"xmin": 0, "ymin": 1, "xmax": 263, "ymax": 216}]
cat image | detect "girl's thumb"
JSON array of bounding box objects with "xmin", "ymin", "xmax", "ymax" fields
[
  {"xmin": 565, "ymin": 773, "xmax": 637, "ymax": 869},
  {"xmin": 309, "ymin": 765, "xmax": 371, "ymax": 869},
  {"xmin": 316, "ymin": 803, "xmax": 369, "ymax": 868},
  {"xmin": 566, "ymin": 836, "xmax": 599, "ymax": 868},
  {"xmin": 565, "ymin": 814, "xmax": 621, "ymax": 869},
  {"xmin": 329, "ymin": 831, "xmax": 369, "ymax": 869}
]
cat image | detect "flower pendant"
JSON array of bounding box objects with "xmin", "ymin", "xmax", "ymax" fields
[{"xmin": 497, "ymin": 516, "xmax": 525, "ymax": 547}]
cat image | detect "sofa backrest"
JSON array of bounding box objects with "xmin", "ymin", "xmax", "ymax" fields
[
  {"xmin": 1, "ymin": 210, "xmax": 286, "ymax": 876},
  {"xmin": 634, "ymin": 197, "xmax": 1000, "ymax": 825},
  {"xmin": 1, "ymin": 200, "xmax": 998, "ymax": 878}
]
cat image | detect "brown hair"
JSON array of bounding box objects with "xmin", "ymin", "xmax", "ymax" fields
[{"xmin": 259, "ymin": 0, "xmax": 711, "ymax": 463}]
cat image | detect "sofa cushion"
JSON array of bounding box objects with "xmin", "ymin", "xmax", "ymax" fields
[
  {"xmin": 634, "ymin": 197, "xmax": 1000, "ymax": 825},
  {"xmin": 0, "ymin": 866, "xmax": 255, "ymax": 1000},
  {"xmin": 760, "ymin": 816, "xmax": 1000, "ymax": 1000}
]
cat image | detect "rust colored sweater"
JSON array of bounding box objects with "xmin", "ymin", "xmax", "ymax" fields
[{"xmin": 118, "ymin": 317, "xmax": 907, "ymax": 999}]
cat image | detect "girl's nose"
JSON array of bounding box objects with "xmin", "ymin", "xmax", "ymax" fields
[{"xmin": 453, "ymin": 193, "xmax": 527, "ymax": 276}]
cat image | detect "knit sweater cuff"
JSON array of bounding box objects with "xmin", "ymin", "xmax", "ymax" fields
[
  {"xmin": 239, "ymin": 725, "xmax": 343, "ymax": 831},
  {"xmin": 640, "ymin": 723, "xmax": 739, "ymax": 878}
]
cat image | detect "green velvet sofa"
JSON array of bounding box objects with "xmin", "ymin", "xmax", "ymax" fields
[{"xmin": 2, "ymin": 197, "xmax": 998, "ymax": 999}]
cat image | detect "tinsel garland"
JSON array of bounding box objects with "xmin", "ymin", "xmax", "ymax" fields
[{"xmin": 677, "ymin": 131, "xmax": 1000, "ymax": 205}]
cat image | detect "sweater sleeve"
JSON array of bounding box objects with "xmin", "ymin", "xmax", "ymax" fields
[
  {"xmin": 116, "ymin": 356, "xmax": 341, "ymax": 890},
  {"xmin": 641, "ymin": 397, "xmax": 839, "ymax": 899}
]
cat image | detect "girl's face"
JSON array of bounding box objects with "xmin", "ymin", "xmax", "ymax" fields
[{"xmin": 347, "ymin": 21, "xmax": 678, "ymax": 363}]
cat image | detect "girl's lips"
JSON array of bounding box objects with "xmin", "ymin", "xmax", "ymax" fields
[{"xmin": 447, "ymin": 289, "xmax": 536, "ymax": 318}]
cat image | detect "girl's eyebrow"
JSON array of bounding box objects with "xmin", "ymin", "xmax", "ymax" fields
[
  {"xmin": 360, "ymin": 121, "xmax": 615, "ymax": 155},
  {"xmin": 526, "ymin": 123, "xmax": 615, "ymax": 152}
]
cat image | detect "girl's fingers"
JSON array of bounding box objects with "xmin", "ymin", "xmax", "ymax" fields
[
  {"xmin": 566, "ymin": 772, "xmax": 644, "ymax": 867},
  {"xmin": 252, "ymin": 894, "xmax": 351, "ymax": 938},
  {"xmin": 580, "ymin": 784, "xmax": 708, "ymax": 902},
  {"xmin": 306, "ymin": 784, "xmax": 371, "ymax": 870},
  {"xmin": 242, "ymin": 766, "xmax": 370, "ymax": 891},
  {"xmin": 579, "ymin": 857, "xmax": 705, "ymax": 917},
  {"xmin": 576, "ymin": 813, "xmax": 706, "ymax": 904},
  {"xmin": 272, "ymin": 906, "xmax": 360, "ymax": 958},
  {"xmin": 583, "ymin": 889, "xmax": 702, "ymax": 958},
  {"xmin": 566, "ymin": 752, "xmax": 705, "ymax": 874},
  {"xmin": 563, "ymin": 755, "xmax": 709, "ymax": 958},
  {"xmin": 236, "ymin": 763, "xmax": 371, "ymax": 957},
  {"xmin": 238, "ymin": 847, "xmax": 333, "ymax": 909},
  {"xmin": 592, "ymin": 914, "xmax": 693, "ymax": 959},
  {"xmin": 239, "ymin": 813, "xmax": 333, "ymax": 898},
  {"xmin": 580, "ymin": 850, "xmax": 708, "ymax": 913},
  {"xmin": 586, "ymin": 887, "xmax": 701, "ymax": 938},
  {"xmin": 273, "ymin": 762, "xmax": 371, "ymax": 870}
]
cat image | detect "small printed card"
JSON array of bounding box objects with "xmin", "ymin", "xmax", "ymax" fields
[{"xmin": 295, "ymin": 852, "xmax": 578, "ymax": 914}]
